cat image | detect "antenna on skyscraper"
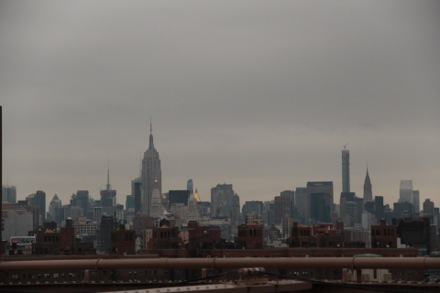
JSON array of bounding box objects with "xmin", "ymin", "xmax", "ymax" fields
[{"xmin": 106, "ymin": 160, "xmax": 111, "ymax": 190}]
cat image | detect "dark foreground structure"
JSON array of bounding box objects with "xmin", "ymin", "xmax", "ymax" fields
[{"xmin": 1, "ymin": 256, "xmax": 440, "ymax": 293}]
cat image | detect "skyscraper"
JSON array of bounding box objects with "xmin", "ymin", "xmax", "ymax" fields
[
  {"xmin": 100, "ymin": 166, "xmax": 117, "ymax": 216},
  {"xmin": 187, "ymin": 179, "xmax": 194, "ymax": 196},
  {"xmin": 150, "ymin": 183, "xmax": 163, "ymax": 218},
  {"xmin": 26, "ymin": 190, "xmax": 46, "ymax": 226},
  {"xmin": 307, "ymin": 181, "xmax": 333, "ymax": 223},
  {"xmin": 141, "ymin": 121, "xmax": 162, "ymax": 216},
  {"xmin": 294, "ymin": 187, "xmax": 309, "ymax": 223},
  {"xmin": 211, "ymin": 183, "xmax": 240, "ymax": 226},
  {"xmin": 2, "ymin": 185, "xmax": 17, "ymax": 204},
  {"xmin": 363, "ymin": 168, "xmax": 372, "ymax": 203},
  {"xmin": 242, "ymin": 201, "xmax": 264, "ymax": 223},
  {"xmin": 76, "ymin": 190, "xmax": 91, "ymax": 219},
  {"xmin": 423, "ymin": 198, "xmax": 435, "ymax": 217},
  {"xmin": 48, "ymin": 194, "xmax": 62, "ymax": 225},
  {"xmin": 412, "ymin": 190, "xmax": 420, "ymax": 214},
  {"xmin": 341, "ymin": 147, "xmax": 350, "ymax": 193},
  {"xmin": 399, "ymin": 180, "xmax": 413, "ymax": 204},
  {"xmin": 374, "ymin": 195, "xmax": 384, "ymax": 221},
  {"xmin": 274, "ymin": 190, "xmax": 294, "ymax": 225},
  {"xmin": 168, "ymin": 190, "xmax": 190, "ymax": 208},
  {"xmin": 131, "ymin": 176, "xmax": 142, "ymax": 213}
]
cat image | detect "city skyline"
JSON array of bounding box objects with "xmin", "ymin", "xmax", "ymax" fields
[{"xmin": 1, "ymin": 1, "xmax": 439, "ymax": 206}]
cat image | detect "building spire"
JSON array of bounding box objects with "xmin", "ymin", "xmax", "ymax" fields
[
  {"xmin": 363, "ymin": 165, "xmax": 372, "ymax": 203},
  {"xmin": 106, "ymin": 160, "xmax": 111, "ymax": 190},
  {"xmin": 148, "ymin": 118, "xmax": 155, "ymax": 150}
]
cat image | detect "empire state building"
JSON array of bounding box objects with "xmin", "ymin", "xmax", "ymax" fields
[{"xmin": 141, "ymin": 122, "xmax": 162, "ymax": 216}]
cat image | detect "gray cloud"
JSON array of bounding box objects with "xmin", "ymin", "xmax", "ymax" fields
[{"xmin": 1, "ymin": 0, "xmax": 439, "ymax": 205}]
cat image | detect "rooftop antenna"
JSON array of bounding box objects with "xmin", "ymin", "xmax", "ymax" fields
[{"xmin": 106, "ymin": 160, "xmax": 111, "ymax": 190}]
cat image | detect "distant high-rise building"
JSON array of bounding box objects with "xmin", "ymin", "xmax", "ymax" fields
[
  {"xmin": 100, "ymin": 166, "xmax": 117, "ymax": 216},
  {"xmin": 341, "ymin": 147, "xmax": 350, "ymax": 193},
  {"xmin": 363, "ymin": 168, "xmax": 372, "ymax": 203},
  {"xmin": 242, "ymin": 201, "xmax": 264, "ymax": 223},
  {"xmin": 412, "ymin": 190, "xmax": 420, "ymax": 214},
  {"xmin": 141, "ymin": 121, "xmax": 162, "ymax": 216},
  {"xmin": 263, "ymin": 201, "xmax": 275, "ymax": 226},
  {"xmin": 150, "ymin": 184, "xmax": 164, "ymax": 218},
  {"xmin": 48, "ymin": 194, "xmax": 62, "ymax": 225},
  {"xmin": 340, "ymin": 192, "xmax": 356, "ymax": 226},
  {"xmin": 307, "ymin": 181, "xmax": 333, "ymax": 223},
  {"xmin": 131, "ymin": 176, "xmax": 142, "ymax": 213},
  {"xmin": 394, "ymin": 201, "xmax": 415, "ymax": 219},
  {"xmin": 93, "ymin": 206, "xmax": 103, "ymax": 224},
  {"xmin": 168, "ymin": 190, "xmax": 190, "ymax": 208},
  {"xmin": 399, "ymin": 180, "xmax": 413, "ymax": 204},
  {"xmin": 211, "ymin": 183, "xmax": 240, "ymax": 226},
  {"xmin": 374, "ymin": 196, "xmax": 384, "ymax": 220},
  {"xmin": 26, "ymin": 190, "xmax": 46, "ymax": 226},
  {"xmin": 76, "ymin": 190, "xmax": 91, "ymax": 219},
  {"xmin": 274, "ymin": 190, "xmax": 294, "ymax": 224},
  {"xmin": 231, "ymin": 193, "xmax": 240, "ymax": 226},
  {"xmin": 2, "ymin": 185, "xmax": 17, "ymax": 204},
  {"xmin": 187, "ymin": 179, "xmax": 194, "ymax": 196},
  {"xmin": 423, "ymin": 198, "xmax": 435, "ymax": 217},
  {"xmin": 125, "ymin": 194, "xmax": 135, "ymax": 210},
  {"xmin": 294, "ymin": 187, "xmax": 309, "ymax": 224}
]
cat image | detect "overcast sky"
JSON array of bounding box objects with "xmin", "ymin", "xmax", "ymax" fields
[{"xmin": 1, "ymin": 0, "xmax": 439, "ymax": 208}]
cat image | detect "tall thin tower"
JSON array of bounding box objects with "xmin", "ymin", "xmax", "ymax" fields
[
  {"xmin": 341, "ymin": 146, "xmax": 350, "ymax": 193},
  {"xmin": 141, "ymin": 120, "xmax": 162, "ymax": 216}
]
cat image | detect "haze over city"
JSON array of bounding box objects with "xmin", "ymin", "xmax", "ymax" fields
[{"xmin": 1, "ymin": 0, "xmax": 439, "ymax": 207}]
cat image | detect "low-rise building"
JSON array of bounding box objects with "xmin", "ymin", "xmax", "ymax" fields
[
  {"xmin": 111, "ymin": 224, "xmax": 136, "ymax": 255},
  {"xmin": 371, "ymin": 219, "xmax": 397, "ymax": 248},
  {"xmin": 235, "ymin": 222, "xmax": 264, "ymax": 249}
]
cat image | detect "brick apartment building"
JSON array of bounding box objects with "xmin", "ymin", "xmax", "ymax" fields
[
  {"xmin": 110, "ymin": 224, "xmax": 136, "ymax": 255},
  {"xmin": 235, "ymin": 222, "xmax": 264, "ymax": 249},
  {"xmin": 371, "ymin": 219, "xmax": 397, "ymax": 248},
  {"xmin": 32, "ymin": 219, "xmax": 95, "ymax": 255}
]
